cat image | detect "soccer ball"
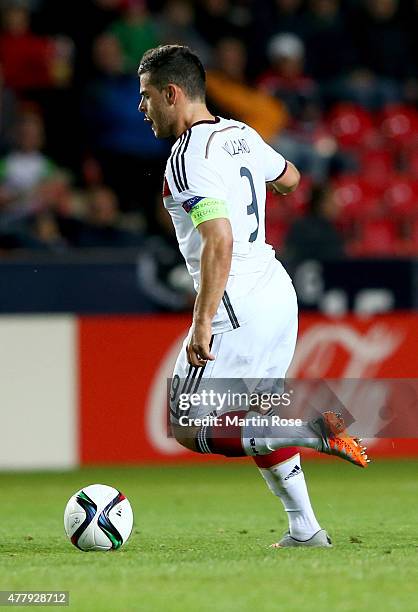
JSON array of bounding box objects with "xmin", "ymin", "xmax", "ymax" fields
[{"xmin": 64, "ymin": 484, "xmax": 133, "ymax": 551}]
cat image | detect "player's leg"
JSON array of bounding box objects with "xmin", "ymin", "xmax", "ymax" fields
[
  {"xmin": 188, "ymin": 288, "xmax": 354, "ymax": 543},
  {"xmin": 168, "ymin": 316, "xmax": 330, "ymax": 542},
  {"xmin": 169, "ymin": 329, "xmax": 259, "ymax": 451},
  {"xmin": 251, "ymin": 301, "xmax": 323, "ymax": 544},
  {"xmin": 168, "ymin": 316, "xmax": 302, "ymax": 454},
  {"xmin": 193, "ymin": 404, "xmax": 368, "ymax": 465},
  {"xmin": 168, "ymin": 329, "xmax": 206, "ymax": 452},
  {"xmin": 255, "ymin": 449, "xmax": 329, "ymax": 545},
  {"xmin": 169, "ymin": 319, "xmax": 368, "ymax": 466}
]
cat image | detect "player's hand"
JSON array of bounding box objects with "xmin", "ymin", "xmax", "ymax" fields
[
  {"xmin": 266, "ymin": 181, "xmax": 286, "ymax": 195},
  {"xmin": 187, "ymin": 320, "xmax": 215, "ymax": 367}
]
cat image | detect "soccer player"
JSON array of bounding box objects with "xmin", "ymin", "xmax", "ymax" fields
[{"xmin": 138, "ymin": 45, "xmax": 368, "ymax": 548}]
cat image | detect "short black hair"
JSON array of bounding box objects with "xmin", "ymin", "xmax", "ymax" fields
[{"xmin": 138, "ymin": 45, "xmax": 206, "ymax": 100}]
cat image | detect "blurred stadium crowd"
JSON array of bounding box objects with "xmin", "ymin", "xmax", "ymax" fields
[{"xmin": 0, "ymin": 0, "xmax": 417, "ymax": 266}]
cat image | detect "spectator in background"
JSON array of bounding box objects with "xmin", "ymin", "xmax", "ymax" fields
[
  {"xmin": 258, "ymin": 33, "xmax": 335, "ymax": 181},
  {"xmin": 0, "ymin": 1, "xmax": 72, "ymax": 92},
  {"xmin": 30, "ymin": 210, "xmax": 67, "ymax": 250},
  {"xmin": 284, "ymin": 184, "xmax": 344, "ymax": 263},
  {"xmin": 83, "ymin": 33, "xmax": 169, "ymax": 213},
  {"xmin": 258, "ymin": 33, "xmax": 319, "ymax": 122},
  {"xmin": 0, "ymin": 66, "xmax": 17, "ymax": 154},
  {"xmin": 352, "ymin": 0, "xmax": 414, "ymax": 82},
  {"xmin": 259, "ymin": 0, "xmax": 306, "ymax": 39},
  {"xmin": 249, "ymin": 0, "xmax": 305, "ymax": 77},
  {"xmin": 323, "ymin": 0, "xmax": 407, "ymax": 109},
  {"xmin": 194, "ymin": 0, "xmax": 238, "ymax": 45},
  {"xmin": 0, "ymin": 112, "xmax": 57, "ymax": 218},
  {"xmin": 58, "ymin": 186, "xmax": 144, "ymax": 248},
  {"xmin": 206, "ymin": 37, "xmax": 288, "ymax": 142},
  {"xmin": 0, "ymin": 168, "xmax": 74, "ymax": 250},
  {"xmin": 0, "ymin": 0, "xmax": 413, "ymax": 263},
  {"xmin": 302, "ymin": 0, "xmax": 355, "ymax": 81},
  {"xmin": 109, "ymin": 0, "xmax": 160, "ymax": 72},
  {"xmin": 0, "ymin": 0, "xmax": 77, "ymax": 169},
  {"xmin": 407, "ymin": 0, "xmax": 418, "ymax": 73},
  {"xmin": 0, "ymin": 217, "xmax": 64, "ymax": 249},
  {"xmin": 1, "ymin": 182, "xmax": 143, "ymax": 251},
  {"xmin": 31, "ymin": 0, "xmax": 122, "ymax": 86},
  {"xmin": 156, "ymin": 0, "xmax": 210, "ymax": 64}
]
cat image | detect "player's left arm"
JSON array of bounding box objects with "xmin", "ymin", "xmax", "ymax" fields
[
  {"xmin": 245, "ymin": 125, "xmax": 300, "ymax": 195},
  {"xmin": 187, "ymin": 216, "xmax": 233, "ymax": 367},
  {"xmin": 266, "ymin": 160, "xmax": 300, "ymax": 195}
]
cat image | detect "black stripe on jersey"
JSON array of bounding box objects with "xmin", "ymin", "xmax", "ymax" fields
[
  {"xmin": 222, "ymin": 292, "xmax": 240, "ymax": 329},
  {"xmin": 174, "ymin": 133, "xmax": 186, "ymax": 191},
  {"xmin": 182, "ymin": 364, "xmax": 193, "ymax": 392},
  {"xmin": 185, "ymin": 365, "xmax": 199, "ymax": 395},
  {"xmin": 169, "ymin": 336, "xmax": 214, "ymax": 420},
  {"xmin": 169, "ymin": 134, "xmax": 185, "ymax": 192},
  {"xmin": 191, "ymin": 335, "xmax": 214, "ymax": 395},
  {"xmin": 170, "ymin": 362, "xmax": 193, "ymax": 419},
  {"xmin": 180, "ymin": 129, "xmax": 192, "ymax": 190}
]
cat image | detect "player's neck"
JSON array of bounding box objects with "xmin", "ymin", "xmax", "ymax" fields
[{"xmin": 173, "ymin": 103, "xmax": 216, "ymax": 139}]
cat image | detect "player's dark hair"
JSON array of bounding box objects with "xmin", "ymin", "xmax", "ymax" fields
[{"xmin": 138, "ymin": 45, "xmax": 206, "ymax": 100}]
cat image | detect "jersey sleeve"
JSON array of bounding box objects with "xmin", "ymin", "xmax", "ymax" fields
[
  {"xmin": 166, "ymin": 149, "xmax": 229, "ymax": 228},
  {"xmin": 248, "ymin": 127, "xmax": 287, "ymax": 182}
]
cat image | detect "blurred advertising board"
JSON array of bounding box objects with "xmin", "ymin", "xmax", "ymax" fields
[
  {"xmin": 79, "ymin": 313, "xmax": 418, "ymax": 464},
  {"xmin": 1, "ymin": 312, "xmax": 417, "ymax": 468}
]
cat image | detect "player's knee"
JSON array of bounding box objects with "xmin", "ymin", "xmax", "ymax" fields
[{"xmin": 171, "ymin": 423, "xmax": 198, "ymax": 452}]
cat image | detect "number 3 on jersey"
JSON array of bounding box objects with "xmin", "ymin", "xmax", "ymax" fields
[{"xmin": 241, "ymin": 167, "xmax": 259, "ymax": 243}]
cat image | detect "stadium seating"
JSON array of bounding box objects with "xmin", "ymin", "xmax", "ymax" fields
[
  {"xmin": 360, "ymin": 149, "xmax": 395, "ymax": 191},
  {"xmin": 348, "ymin": 218, "xmax": 399, "ymax": 257},
  {"xmin": 384, "ymin": 175, "xmax": 418, "ymax": 218},
  {"xmin": 326, "ymin": 103, "xmax": 377, "ymax": 149},
  {"xmin": 378, "ymin": 104, "xmax": 418, "ymax": 150},
  {"xmin": 332, "ymin": 175, "xmax": 382, "ymax": 221}
]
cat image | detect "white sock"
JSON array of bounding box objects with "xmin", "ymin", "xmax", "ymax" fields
[
  {"xmin": 242, "ymin": 411, "xmax": 321, "ymax": 456},
  {"xmin": 258, "ymin": 453, "xmax": 321, "ymax": 540}
]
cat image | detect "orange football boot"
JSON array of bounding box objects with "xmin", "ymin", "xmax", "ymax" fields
[{"xmin": 309, "ymin": 411, "xmax": 370, "ymax": 468}]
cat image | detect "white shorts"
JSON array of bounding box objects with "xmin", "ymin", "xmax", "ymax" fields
[{"xmin": 169, "ymin": 263, "xmax": 298, "ymax": 425}]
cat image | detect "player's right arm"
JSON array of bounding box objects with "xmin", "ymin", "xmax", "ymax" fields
[
  {"xmin": 188, "ymin": 216, "xmax": 233, "ymax": 367},
  {"xmin": 165, "ymin": 144, "xmax": 231, "ymax": 366},
  {"xmin": 266, "ymin": 160, "xmax": 300, "ymax": 195}
]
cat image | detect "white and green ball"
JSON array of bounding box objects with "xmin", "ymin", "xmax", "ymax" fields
[{"xmin": 64, "ymin": 484, "xmax": 133, "ymax": 551}]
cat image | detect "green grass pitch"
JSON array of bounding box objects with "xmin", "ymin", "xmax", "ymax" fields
[{"xmin": 1, "ymin": 460, "xmax": 417, "ymax": 612}]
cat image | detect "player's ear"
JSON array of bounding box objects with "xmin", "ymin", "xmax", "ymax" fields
[
  {"xmin": 165, "ymin": 84, "xmax": 178, "ymax": 106},
  {"xmin": 165, "ymin": 84, "xmax": 179, "ymax": 106}
]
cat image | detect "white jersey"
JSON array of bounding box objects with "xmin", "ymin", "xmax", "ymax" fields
[{"xmin": 163, "ymin": 116, "xmax": 291, "ymax": 333}]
